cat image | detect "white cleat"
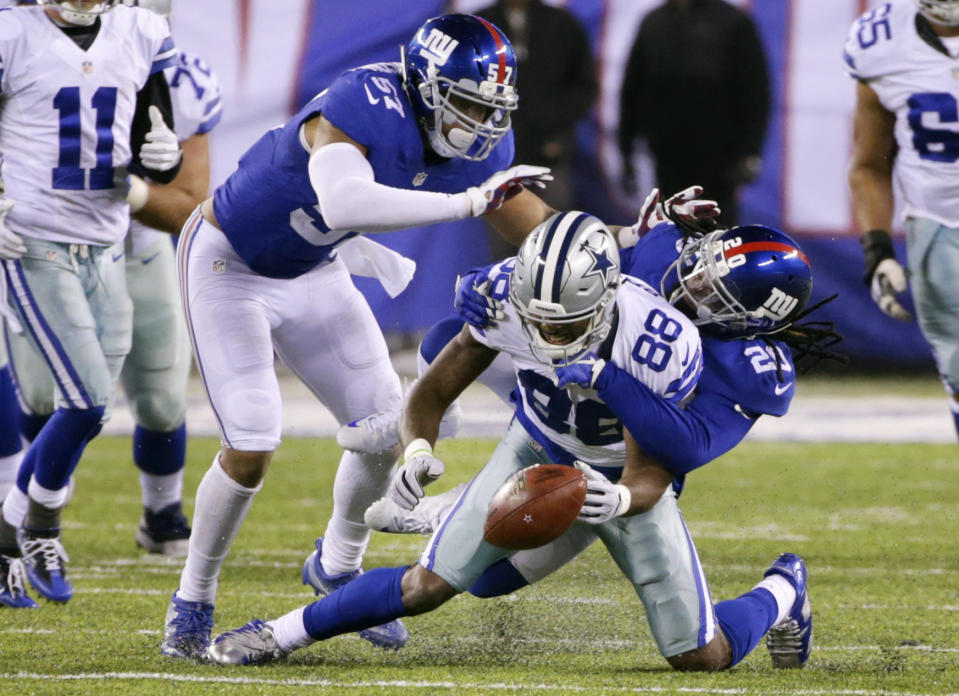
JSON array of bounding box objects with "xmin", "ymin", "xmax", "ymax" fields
[
  {"xmin": 207, "ymin": 619, "xmax": 286, "ymax": 665},
  {"xmin": 364, "ymin": 483, "xmax": 466, "ymax": 534},
  {"xmin": 337, "ymin": 401, "xmax": 462, "ymax": 455}
]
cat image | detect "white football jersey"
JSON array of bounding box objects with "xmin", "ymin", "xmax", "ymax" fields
[
  {"xmin": 0, "ymin": 5, "xmax": 174, "ymax": 245},
  {"xmin": 844, "ymin": 0, "xmax": 959, "ymax": 226},
  {"xmin": 128, "ymin": 49, "xmax": 223, "ymax": 256},
  {"xmin": 471, "ymin": 262, "xmax": 703, "ymax": 471}
]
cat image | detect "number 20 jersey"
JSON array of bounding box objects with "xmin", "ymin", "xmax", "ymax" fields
[
  {"xmin": 844, "ymin": 1, "xmax": 959, "ymax": 226},
  {"xmin": 0, "ymin": 5, "xmax": 174, "ymax": 245},
  {"xmin": 470, "ymin": 265, "xmax": 703, "ymax": 472}
]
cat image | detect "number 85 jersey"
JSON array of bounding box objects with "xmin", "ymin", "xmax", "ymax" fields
[
  {"xmin": 472, "ymin": 262, "xmax": 703, "ymax": 473},
  {"xmin": 0, "ymin": 5, "xmax": 174, "ymax": 245},
  {"xmin": 844, "ymin": 1, "xmax": 959, "ymax": 227}
]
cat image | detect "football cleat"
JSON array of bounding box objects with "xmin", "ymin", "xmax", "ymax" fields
[
  {"xmin": 764, "ymin": 553, "xmax": 813, "ymax": 668},
  {"xmin": 135, "ymin": 502, "xmax": 191, "ymax": 556},
  {"xmin": 17, "ymin": 528, "xmax": 72, "ymax": 603},
  {"xmin": 364, "ymin": 483, "xmax": 465, "ymax": 534},
  {"xmin": 336, "ymin": 401, "xmax": 461, "ymax": 454},
  {"xmin": 0, "ymin": 553, "xmax": 38, "ymax": 609},
  {"xmin": 161, "ymin": 591, "xmax": 215, "ymax": 660},
  {"xmin": 301, "ymin": 537, "xmax": 409, "ymax": 650},
  {"xmin": 207, "ymin": 619, "xmax": 286, "ymax": 665}
]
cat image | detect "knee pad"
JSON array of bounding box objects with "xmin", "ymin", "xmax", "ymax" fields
[
  {"xmin": 219, "ymin": 386, "xmax": 282, "ymax": 450},
  {"xmin": 130, "ymin": 389, "xmax": 187, "ymax": 432}
]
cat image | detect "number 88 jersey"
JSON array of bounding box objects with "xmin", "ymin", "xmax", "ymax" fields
[
  {"xmin": 0, "ymin": 5, "xmax": 174, "ymax": 245},
  {"xmin": 844, "ymin": 1, "xmax": 959, "ymax": 227}
]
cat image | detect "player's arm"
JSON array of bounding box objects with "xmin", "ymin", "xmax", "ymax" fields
[
  {"xmin": 482, "ymin": 188, "xmax": 556, "ymax": 247},
  {"xmin": 129, "ymin": 132, "xmax": 210, "ymax": 233},
  {"xmin": 848, "ymin": 80, "xmax": 896, "ymax": 235},
  {"xmin": 130, "ymin": 71, "xmax": 182, "ymax": 184},
  {"xmin": 400, "ymin": 325, "xmax": 498, "ymax": 449}
]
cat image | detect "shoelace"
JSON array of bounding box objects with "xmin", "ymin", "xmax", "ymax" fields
[
  {"xmin": 766, "ymin": 619, "xmax": 804, "ymax": 652},
  {"xmin": 5, "ymin": 558, "xmax": 28, "ymax": 596},
  {"xmin": 20, "ymin": 537, "xmax": 69, "ymax": 573},
  {"xmin": 360, "ymin": 409, "xmax": 400, "ymax": 436},
  {"xmin": 172, "ymin": 604, "xmax": 214, "ymax": 635}
]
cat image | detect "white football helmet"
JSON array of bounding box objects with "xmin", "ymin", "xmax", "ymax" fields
[
  {"xmin": 917, "ymin": 0, "xmax": 959, "ymax": 26},
  {"xmin": 37, "ymin": 0, "xmax": 121, "ymax": 25},
  {"xmin": 510, "ymin": 211, "xmax": 620, "ymax": 364},
  {"xmin": 122, "ymin": 0, "xmax": 170, "ymax": 18}
]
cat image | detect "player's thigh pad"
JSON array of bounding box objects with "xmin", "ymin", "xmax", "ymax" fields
[
  {"xmin": 122, "ymin": 237, "xmax": 189, "ymax": 430},
  {"xmin": 178, "ymin": 217, "xmax": 281, "ymax": 450},
  {"xmin": 5, "ymin": 324, "xmax": 55, "ymax": 415},
  {"xmin": 270, "ymin": 259, "xmax": 401, "ymax": 424},
  {"xmin": 906, "ymin": 218, "xmax": 959, "ymax": 393},
  {"xmin": 3, "ymin": 239, "xmax": 131, "ymax": 411},
  {"xmin": 420, "ymin": 420, "xmax": 552, "ymax": 591},
  {"xmin": 595, "ymin": 489, "xmax": 716, "ymax": 658}
]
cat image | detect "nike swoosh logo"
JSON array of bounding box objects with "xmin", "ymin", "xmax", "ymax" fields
[
  {"xmin": 774, "ymin": 382, "xmax": 793, "ymax": 396},
  {"xmin": 141, "ymin": 252, "xmax": 160, "ymax": 265},
  {"xmin": 112, "ymin": 253, "xmax": 124, "ymax": 262},
  {"xmin": 364, "ymin": 83, "xmax": 380, "ymax": 105}
]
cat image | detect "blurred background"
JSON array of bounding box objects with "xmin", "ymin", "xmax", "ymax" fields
[{"xmin": 168, "ymin": 0, "xmax": 920, "ymax": 370}]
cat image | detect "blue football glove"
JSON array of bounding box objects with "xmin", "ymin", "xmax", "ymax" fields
[
  {"xmin": 454, "ymin": 268, "xmax": 503, "ymax": 329},
  {"xmin": 555, "ymin": 353, "xmax": 607, "ymax": 390}
]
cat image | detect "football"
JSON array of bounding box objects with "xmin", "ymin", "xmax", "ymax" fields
[{"xmin": 483, "ymin": 464, "xmax": 587, "ymax": 550}]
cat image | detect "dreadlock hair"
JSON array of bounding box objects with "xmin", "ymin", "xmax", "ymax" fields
[{"xmin": 761, "ymin": 294, "xmax": 847, "ymax": 379}]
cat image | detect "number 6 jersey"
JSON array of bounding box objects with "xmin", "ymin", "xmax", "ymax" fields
[
  {"xmin": 844, "ymin": 0, "xmax": 959, "ymax": 226},
  {"xmin": 471, "ymin": 261, "xmax": 703, "ymax": 474},
  {"xmin": 0, "ymin": 5, "xmax": 174, "ymax": 245}
]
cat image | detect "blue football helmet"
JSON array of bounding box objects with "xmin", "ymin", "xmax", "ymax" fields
[
  {"xmin": 402, "ymin": 14, "xmax": 518, "ymax": 161},
  {"xmin": 917, "ymin": 0, "xmax": 959, "ymax": 26},
  {"xmin": 37, "ymin": 0, "xmax": 121, "ymax": 25},
  {"xmin": 662, "ymin": 225, "xmax": 813, "ymax": 338}
]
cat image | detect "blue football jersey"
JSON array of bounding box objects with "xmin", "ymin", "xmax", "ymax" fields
[{"xmin": 212, "ymin": 62, "xmax": 514, "ymax": 279}]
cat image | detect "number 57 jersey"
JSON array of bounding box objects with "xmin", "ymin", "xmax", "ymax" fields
[
  {"xmin": 471, "ymin": 262, "xmax": 703, "ymax": 473},
  {"xmin": 844, "ymin": 1, "xmax": 959, "ymax": 226},
  {"xmin": 0, "ymin": 5, "xmax": 174, "ymax": 245}
]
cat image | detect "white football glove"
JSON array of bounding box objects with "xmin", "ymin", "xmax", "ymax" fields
[
  {"xmin": 465, "ymin": 165, "xmax": 553, "ymax": 217},
  {"xmin": 0, "ymin": 199, "xmax": 26, "ymax": 260},
  {"xmin": 390, "ymin": 438, "xmax": 445, "ymax": 511},
  {"xmin": 617, "ymin": 186, "xmax": 721, "ymax": 248},
  {"xmin": 139, "ymin": 105, "xmax": 182, "ymax": 172},
  {"xmin": 574, "ymin": 461, "xmax": 631, "ymax": 525},
  {"xmin": 869, "ymin": 258, "xmax": 911, "ymax": 322}
]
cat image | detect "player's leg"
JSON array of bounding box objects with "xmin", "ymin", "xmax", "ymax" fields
[
  {"xmin": 0, "ymin": 336, "xmax": 23, "ymax": 502},
  {"xmin": 270, "ymin": 260, "xmax": 408, "ymax": 648},
  {"xmin": 207, "ymin": 419, "xmax": 541, "ymax": 665},
  {"xmin": 163, "ymin": 212, "xmax": 279, "ymax": 659},
  {"xmin": 906, "ymin": 218, "xmax": 959, "ymax": 441},
  {"xmin": 5, "ymin": 320, "xmax": 57, "ymax": 444},
  {"xmin": 121, "ymin": 234, "xmax": 192, "ymax": 555},
  {"xmin": 0, "ymin": 241, "xmax": 132, "ymax": 603}
]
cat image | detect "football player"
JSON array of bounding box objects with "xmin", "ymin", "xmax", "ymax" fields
[
  {"xmin": 160, "ymin": 13, "xmax": 568, "ymax": 659},
  {"xmin": 847, "ymin": 0, "xmax": 959, "ymax": 440},
  {"xmin": 0, "ymin": 0, "xmax": 182, "ymax": 608}
]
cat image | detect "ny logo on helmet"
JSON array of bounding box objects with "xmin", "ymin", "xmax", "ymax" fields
[
  {"xmin": 417, "ymin": 28, "xmax": 459, "ymax": 66},
  {"xmin": 762, "ymin": 287, "xmax": 799, "ymax": 320}
]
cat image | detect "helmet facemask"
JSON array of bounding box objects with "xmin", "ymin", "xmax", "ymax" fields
[
  {"xmin": 917, "ymin": 0, "xmax": 959, "ymax": 26},
  {"xmin": 39, "ymin": 0, "xmax": 119, "ymax": 25},
  {"xmin": 513, "ymin": 286, "xmax": 618, "ymax": 365}
]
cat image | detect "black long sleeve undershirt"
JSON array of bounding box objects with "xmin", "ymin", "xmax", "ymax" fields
[{"xmin": 128, "ymin": 70, "xmax": 181, "ymax": 184}]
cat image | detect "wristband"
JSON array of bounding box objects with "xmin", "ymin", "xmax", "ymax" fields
[
  {"xmin": 860, "ymin": 229, "xmax": 895, "ymax": 285},
  {"xmin": 614, "ymin": 484, "xmax": 632, "ymax": 517},
  {"xmin": 126, "ymin": 174, "xmax": 150, "ymax": 213},
  {"xmin": 403, "ymin": 437, "xmax": 433, "ymax": 461}
]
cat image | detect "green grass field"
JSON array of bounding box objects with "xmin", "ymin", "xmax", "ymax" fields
[{"xmin": 1, "ymin": 436, "xmax": 957, "ymax": 695}]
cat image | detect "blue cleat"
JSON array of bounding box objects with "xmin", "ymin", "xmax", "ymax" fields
[
  {"xmin": 161, "ymin": 590, "xmax": 214, "ymax": 660},
  {"xmin": 17, "ymin": 528, "xmax": 72, "ymax": 603},
  {"xmin": 764, "ymin": 553, "xmax": 813, "ymax": 668},
  {"xmin": 0, "ymin": 553, "xmax": 38, "ymax": 609},
  {"xmin": 207, "ymin": 619, "xmax": 286, "ymax": 665},
  {"xmin": 301, "ymin": 537, "xmax": 409, "ymax": 650}
]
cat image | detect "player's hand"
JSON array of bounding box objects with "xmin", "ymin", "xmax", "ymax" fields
[
  {"xmin": 465, "ymin": 165, "xmax": 553, "ymax": 216},
  {"xmin": 662, "ymin": 185, "xmax": 721, "ymax": 227},
  {"xmin": 454, "ymin": 267, "xmax": 503, "ymax": 329},
  {"xmin": 554, "ymin": 352, "xmax": 607, "ymax": 390},
  {"xmin": 139, "ymin": 105, "xmax": 182, "ymax": 172},
  {"xmin": 574, "ymin": 461, "xmax": 631, "ymax": 525},
  {"xmin": 391, "ymin": 439, "xmax": 445, "ymax": 511},
  {"xmin": 0, "ymin": 199, "xmax": 26, "ymax": 260},
  {"xmin": 870, "ymin": 258, "xmax": 911, "ymax": 321}
]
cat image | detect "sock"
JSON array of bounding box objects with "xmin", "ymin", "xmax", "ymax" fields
[
  {"xmin": 714, "ymin": 588, "xmax": 780, "ymax": 667},
  {"xmin": 2, "ymin": 484, "xmax": 28, "ymax": 529},
  {"xmin": 0, "ymin": 366, "xmax": 22, "ymax": 458},
  {"xmin": 24, "ymin": 478, "xmax": 69, "ymax": 529},
  {"xmin": 267, "ymin": 607, "xmax": 312, "ymax": 651},
  {"xmin": 177, "ymin": 453, "xmax": 261, "ymax": 604},
  {"xmin": 0, "ymin": 450, "xmax": 23, "ymax": 500},
  {"xmin": 29, "ymin": 406, "xmax": 104, "ymax": 490},
  {"xmin": 19, "ymin": 410, "xmax": 51, "ymax": 444},
  {"xmin": 0, "ymin": 506, "xmax": 18, "ymax": 551},
  {"xmin": 468, "ymin": 558, "xmax": 529, "ymax": 598},
  {"xmin": 302, "ymin": 565, "xmax": 407, "ymax": 641},
  {"xmin": 133, "ymin": 423, "xmax": 186, "ymax": 476},
  {"xmin": 139, "ymin": 471, "xmax": 184, "ymax": 512},
  {"xmin": 753, "ymin": 573, "xmax": 797, "ymax": 626},
  {"xmin": 322, "ymin": 449, "xmax": 394, "ymax": 575}
]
